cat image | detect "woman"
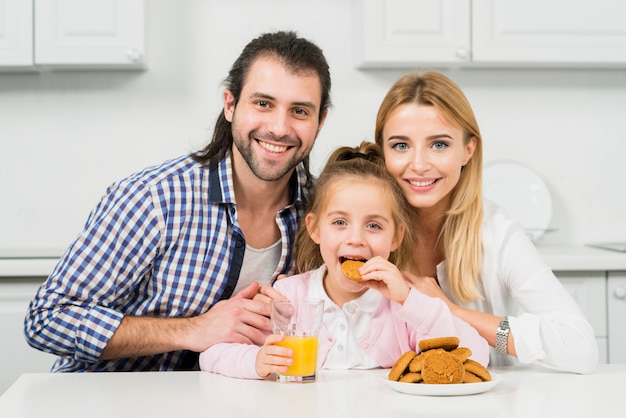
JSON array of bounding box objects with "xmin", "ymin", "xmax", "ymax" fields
[{"xmin": 375, "ymin": 71, "xmax": 597, "ymax": 373}]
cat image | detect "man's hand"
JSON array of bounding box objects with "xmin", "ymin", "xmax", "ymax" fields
[{"xmin": 102, "ymin": 282, "xmax": 287, "ymax": 360}]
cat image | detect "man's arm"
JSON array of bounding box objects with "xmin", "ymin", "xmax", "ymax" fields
[{"xmin": 101, "ymin": 282, "xmax": 284, "ymax": 359}]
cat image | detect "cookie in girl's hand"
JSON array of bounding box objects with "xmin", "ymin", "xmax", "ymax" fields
[{"xmin": 341, "ymin": 259, "xmax": 366, "ymax": 282}]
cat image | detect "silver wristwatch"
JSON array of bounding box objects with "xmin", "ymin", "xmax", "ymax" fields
[{"xmin": 495, "ymin": 316, "xmax": 510, "ymax": 356}]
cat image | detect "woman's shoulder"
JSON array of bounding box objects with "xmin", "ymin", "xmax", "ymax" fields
[{"xmin": 482, "ymin": 198, "xmax": 526, "ymax": 240}]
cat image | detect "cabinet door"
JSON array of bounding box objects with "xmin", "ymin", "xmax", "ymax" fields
[
  {"xmin": 608, "ymin": 272, "xmax": 626, "ymax": 363},
  {"xmin": 0, "ymin": 0, "xmax": 32, "ymax": 67},
  {"xmin": 34, "ymin": 0, "xmax": 145, "ymax": 68},
  {"xmin": 353, "ymin": 0, "xmax": 470, "ymax": 68},
  {"xmin": 0, "ymin": 279, "xmax": 56, "ymax": 395},
  {"xmin": 472, "ymin": 0, "xmax": 626, "ymax": 66},
  {"xmin": 557, "ymin": 272, "xmax": 607, "ymax": 363}
]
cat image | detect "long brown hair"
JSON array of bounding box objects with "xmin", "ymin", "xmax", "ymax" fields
[
  {"xmin": 375, "ymin": 71, "xmax": 483, "ymax": 303},
  {"xmin": 294, "ymin": 141, "xmax": 414, "ymax": 274},
  {"xmin": 191, "ymin": 31, "xmax": 332, "ymax": 188}
]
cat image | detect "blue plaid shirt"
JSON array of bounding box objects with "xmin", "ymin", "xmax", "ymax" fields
[{"xmin": 24, "ymin": 154, "xmax": 310, "ymax": 372}]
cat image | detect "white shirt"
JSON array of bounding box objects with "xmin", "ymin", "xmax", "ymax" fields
[
  {"xmin": 307, "ymin": 268, "xmax": 382, "ymax": 369},
  {"xmin": 437, "ymin": 200, "xmax": 598, "ymax": 373}
]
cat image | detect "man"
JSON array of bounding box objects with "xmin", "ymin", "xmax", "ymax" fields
[{"xmin": 24, "ymin": 31, "xmax": 331, "ymax": 372}]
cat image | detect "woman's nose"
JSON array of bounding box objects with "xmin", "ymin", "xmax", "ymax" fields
[{"xmin": 410, "ymin": 149, "xmax": 430, "ymax": 172}]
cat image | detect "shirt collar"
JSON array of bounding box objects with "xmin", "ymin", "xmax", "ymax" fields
[
  {"xmin": 308, "ymin": 264, "xmax": 382, "ymax": 313},
  {"xmin": 208, "ymin": 152, "xmax": 310, "ymax": 208}
]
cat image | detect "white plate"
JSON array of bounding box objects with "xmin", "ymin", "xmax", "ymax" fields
[
  {"xmin": 381, "ymin": 373, "xmax": 503, "ymax": 396},
  {"xmin": 483, "ymin": 162, "xmax": 552, "ymax": 241}
]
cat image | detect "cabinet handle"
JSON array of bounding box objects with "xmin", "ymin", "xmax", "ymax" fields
[
  {"xmin": 127, "ymin": 48, "xmax": 143, "ymax": 63},
  {"xmin": 456, "ymin": 47, "xmax": 469, "ymax": 60},
  {"xmin": 615, "ymin": 286, "xmax": 626, "ymax": 299}
]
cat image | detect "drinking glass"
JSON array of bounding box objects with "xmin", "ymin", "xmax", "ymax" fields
[{"xmin": 270, "ymin": 299, "xmax": 324, "ymax": 383}]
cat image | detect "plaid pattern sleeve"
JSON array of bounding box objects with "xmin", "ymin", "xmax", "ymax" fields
[{"xmin": 23, "ymin": 155, "xmax": 311, "ymax": 372}]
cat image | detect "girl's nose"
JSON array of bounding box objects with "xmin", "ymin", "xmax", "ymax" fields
[{"xmin": 346, "ymin": 227, "xmax": 366, "ymax": 246}]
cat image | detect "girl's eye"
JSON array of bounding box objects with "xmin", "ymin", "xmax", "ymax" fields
[
  {"xmin": 332, "ymin": 219, "xmax": 347, "ymax": 226},
  {"xmin": 367, "ymin": 222, "xmax": 382, "ymax": 230},
  {"xmin": 392, "ymin": 142, "xmax": 408, "ymax": 152}
]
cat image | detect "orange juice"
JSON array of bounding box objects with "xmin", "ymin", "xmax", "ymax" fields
[{"xmin": 275, "ymin": 336, "xmax": 318, "ymax": 376}]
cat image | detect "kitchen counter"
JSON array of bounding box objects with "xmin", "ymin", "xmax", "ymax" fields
[
  {"xmin": 2, "ymin": 245, "xmax": 625, "ymax": 278},
  {"xmin": 0, "ymin": 248, "xmax": 63, "ymax": 278},
  {"xmin": 538, "ymin": 244, "xmax": 626, "ymax": 271},
  {"xmin": 1, "ymin": 365, "xmax": 624, "ymax": 417}
]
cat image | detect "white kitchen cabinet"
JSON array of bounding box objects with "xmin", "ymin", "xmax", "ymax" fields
[
  {"xmin": 557, "ymin": 272, "xmax": 608, "ymax": 364},
  {"xmin": 608, "ymin": 272, "xmax": 626, "ymax": 363},
  {"xmin": 0, "ymin": 0, "xmax": 145, "ymax": 70},
  {"xmin": 0, "ymin": 0, "xmax": 32, "ymax": 67},
  {"xmin": 35, "ymin": 0, "xmax": 145, "ymax": 68},
  {"xmin": 353, "ymin": 0, "xmax": 626, "ymax": 68},
  {"xmin": 0, "ymin": 278, "xmax": 56, "ymax": 396}
]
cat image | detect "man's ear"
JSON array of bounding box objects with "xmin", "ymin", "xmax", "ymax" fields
[
  {"xmin": 305, "ymin": 213, "xmax": 320, "ymax": 244},
  {"xmin": 223, "ymin": 89, "xmax": 235, "ymax": 122}
]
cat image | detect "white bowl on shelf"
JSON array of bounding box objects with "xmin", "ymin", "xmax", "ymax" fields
[{"xmin": 483, "ymin": 161, "xmax": 553, "ymax": 242}]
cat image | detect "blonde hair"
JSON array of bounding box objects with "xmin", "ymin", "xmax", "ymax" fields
[
  {"xmin": 294, "ymin": 141, "xmax": 415, "ymax": 274},
  {"xmin": 375, "ymin": 71, "xmax": 483, "ymax": 303}
]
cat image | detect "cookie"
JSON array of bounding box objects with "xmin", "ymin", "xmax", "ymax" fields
[
  {"xmin": 408, "ymin": 351, "xmax": 427, "ymax": 372},
  {"xmin": 418, "ymin": 336, "xmax": 460, "ymax": 352},
  {"xmin": 463, "ymin": 359, "xmax": 491, "ymax": 382},
  {"xmin": 341, "ymin": 259, "xmax": 365, "ymax": 282},
  {"xmin": 420, "ymin": 349, "xmax": 465, "ymax": 384},
  {"xmin": 463, "ymin": 371, "xmax": 483, "ymax": 383},
  {"xmin": 449, "ymin": 347, "xmax": 472, "ymax": 363},
  {"xmin": 399, "ymin": 372, "xmax": 423, "ymax": 383},
  {"xmin": 388, "ymin": 350, "xmax": 416, "ymax": 381}
]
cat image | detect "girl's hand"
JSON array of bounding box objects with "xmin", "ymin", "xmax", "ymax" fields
[
  {"xmin": 255, "ymin": 334, "xmax": 293, "ymax": 378},
  {"xmin": 360, "ymin": 256, "xmax": 410, "ymax": 304}
]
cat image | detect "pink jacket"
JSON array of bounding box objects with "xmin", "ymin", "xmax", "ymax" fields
[{"xmin": 200, "ymin": 269, "xmax": 489, "ymax": 379}]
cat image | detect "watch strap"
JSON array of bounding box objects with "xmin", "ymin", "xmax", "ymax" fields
[{"xmin": 495, "ymin": 316, "xmax": 510, "ymax": 356}]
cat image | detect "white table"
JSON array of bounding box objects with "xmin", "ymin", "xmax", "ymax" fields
[{"xmin": 1, "ymin": 365, "xmax": 624, "ymax": 417}]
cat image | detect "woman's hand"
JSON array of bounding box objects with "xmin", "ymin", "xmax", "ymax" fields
[
  {"xmin": 402, "ymin": 271, "xmax": 456, "ymax": 311},
  {"xmin": 255, "ymin": 334, "xmax": 293, "ymax": 378},
  {"xmin": 360, "ymin": 256, "xmax": 410, "ymax": 304}
]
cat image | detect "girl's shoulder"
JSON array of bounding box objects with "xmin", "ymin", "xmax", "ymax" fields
[{"xmin": 272, "ymin": 267, "xmax": 323, "ymax": 300}]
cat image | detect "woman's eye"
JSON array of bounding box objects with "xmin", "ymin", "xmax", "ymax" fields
[
  {"xmin": 392, "ymin": 142, "xmax": 408, "ymax": 151},
  {"xmin": 433, "ymin": 141, "xmax": 448, "ymax": 150}
]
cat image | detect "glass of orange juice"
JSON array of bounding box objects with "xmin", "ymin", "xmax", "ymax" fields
[{"xmin": 270, "ymin": 299, "xmax": 324, "ymax": 383}]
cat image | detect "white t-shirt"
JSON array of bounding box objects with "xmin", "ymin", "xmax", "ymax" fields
[{"xmin": 234, "ymin": 239, "xmax": 281, "ymax": 295}]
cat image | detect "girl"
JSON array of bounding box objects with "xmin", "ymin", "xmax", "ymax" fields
[
  {"xmin": 199, "ymin": 142, "xmax": 488, "ymax": 379},
  {"xmin": 375, "ymin": 71, "xmax": 597, "ymax": 373}
]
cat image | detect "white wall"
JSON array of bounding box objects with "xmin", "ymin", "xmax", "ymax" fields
[{"xmin": 1, "ymin": 0, "xmax": 625, "ymax": 253}]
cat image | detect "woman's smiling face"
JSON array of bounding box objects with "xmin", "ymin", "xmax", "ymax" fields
[{"xmin": 381, "ymin": 103, "xmax": 476, "ymax": 214}]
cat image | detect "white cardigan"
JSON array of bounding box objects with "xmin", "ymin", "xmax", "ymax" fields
[{"xmin": 436, "ymin": 200, "xmax": 598, "ymax": 373}]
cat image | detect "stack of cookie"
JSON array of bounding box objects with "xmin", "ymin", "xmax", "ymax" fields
[{"xmin": 388, "ymin": 336, "xmax": 491, "ymax": 384}]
